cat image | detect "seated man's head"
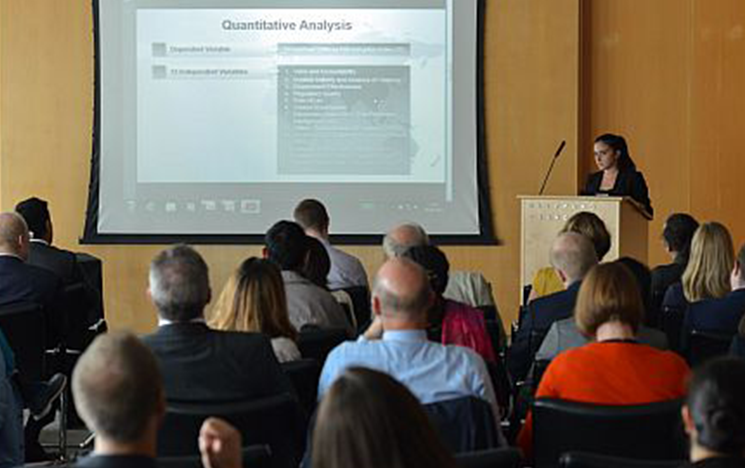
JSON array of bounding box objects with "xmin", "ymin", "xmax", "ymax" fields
[
  {"xmin": 72, "ymin": 332, "xmax": 165, "ymax": 454},
  {"xmin": 550, "ymin": 231, "xmax": 598, "ymax": 286},
  {"xmin": 15, "ymin": 197, "xmax": 53, "ymax": 244},
  {"xmin": 0, "ymin": 212, "xmax": 30, "ymax": 261},
  {"xmin": 149, "ymin": 245, "xmax": 211, "ymax": 322},
  {"xmin": 402, "ymin": 245, "xmax": 450, "ymax": 298},
  {"xmin": 371, "ymin": 258, "xmax": 433, "ymax": 330},
  {"xmin": 683, "ymin": 357, "xmax": 745, "ymax": 461},
  {"xmin": 382, "ymin": 223, "xmax": 429, "ymax": 259},
  {"xmin": 293, "ymin": 199, "xmax": 330, "ymax": 238},
  {"xmin": 264, "ymin": 220, "xmax": 309, "ymax": 272}
]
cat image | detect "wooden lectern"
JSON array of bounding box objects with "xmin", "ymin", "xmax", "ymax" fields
[{"xmin": 519, "ymin": 196, "xmax": 651, "ymax": 301}]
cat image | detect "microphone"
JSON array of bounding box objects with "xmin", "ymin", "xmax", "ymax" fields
[{"xmin": 538, "ymin": 140, "xmax": 566, "ymax": 195}]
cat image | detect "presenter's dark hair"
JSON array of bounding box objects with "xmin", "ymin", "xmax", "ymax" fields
[
  {"xmin": 402, "ymin": 245, "xmax": 450, "ymax": 296},
  {"xmin": 687, "ymin": 357, "xmax": 745, "ymax": 455},
  {"xmin": 595, "ymin": 133, "xmax": 636, "ymax": 172},
  {"xmin": 294, "ymin": 199, "xmax": 330, "ymax": 232},
  {"xmin": 663, "ymin": 213, "xmax": 699, "ymax": 263},
  {"xmin": 312, "ymin": 367, "xmax": 457, "ymax": 468},
  {"xmin": 15, "ymin": 197, "xmax": 50, "ymax": 239},
  {"xmin": 265, "ymin": 220, "xmax": 308, "ymax": 271}
]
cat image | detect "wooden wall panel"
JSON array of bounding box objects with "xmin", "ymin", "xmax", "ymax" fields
[
  {"xmin": 0, "ymin": 0, "xmax": 582, "ymax": 333},
  {"xmin": 589, "ymin": 0, "xmax": 745, "ymax": 267}
]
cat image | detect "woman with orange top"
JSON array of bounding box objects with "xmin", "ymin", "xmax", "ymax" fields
[{"xmin": 518, "ymin": 262, "xmax": 690, "ymax": 458}]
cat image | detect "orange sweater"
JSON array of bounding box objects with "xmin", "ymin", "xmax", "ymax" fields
[{"xmin": 517, "ymin": 341, "xmax": 690, "ymax": 457}]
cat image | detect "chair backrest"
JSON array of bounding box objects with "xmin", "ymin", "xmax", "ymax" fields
[
  {"xmin": 336, "ymin": 286, "xmax": 370, "ymax": 333},
  {"xmin": 62, "ymin": 282, "xmax": 97, "ymax": 351},
  {"xmin": 455, "ymin": 447, "xmax": 522, "ymax": 468},
  {"xmin": 0, "ymin": 303, "xmax": 46, "ymax": 380},
  {"xmin": 687, "ymin": 329, "xmax": 733, "ymax": 367},
  {"xmin": 159, "ymin": 445, "xmax": 272, "ymax": 468},
  {"xmin": 533, "ymin": 398, "xmax": 687, "ymax": 468},
  {"xmin": 158, "ymin": 393, "xmax": 305, "ymax": 468},
  {"xmin": 423, "ymin": 396, "xmax": 500, "ymax": 454},
  {"xmin": 486, "ymin": 360, "xmax": 512, "ymax": 419},
  {"xmin": 559, "ymin": 451, "xmax": 683, "ymax": 468},
  {"xmin": 297, "ymin": 327, "xmax": 347, "ymax": 364},
  {"xmin": 281, "ymin": 358, "xmax": 321, "ymax": 415},
  {"xmin": 660, "ymin": 305, "xmax": 686, "ymax": 353}
]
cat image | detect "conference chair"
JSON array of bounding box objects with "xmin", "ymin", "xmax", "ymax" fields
[
  {"xmin": 559, "ymin": 452, "xmax": 683, "ymax": 468},
  {"xmin": 0, "ymin": 303, "xmax": 47, "ymax": 380},
  {"xmin": 335, "ymin": 285, "xmax": 370, "ymax": 334},
  {"xmin": 297, "ymin": 327, "xmax": 347, "ymax": 364},
  {"xmin": 281, "ymin": 358, "xmax": 321, "ymax": 414},
  {"xmin": 157, "ymin": 394, "xmax": 306, "ymax": 468},
  {"xmin": 455, "ymin": 447, "xmax": 522, "ymax": 468},
  {"xmin": 159, "ymin": 445, "xmax": 272, "ymax": 468},
  {"xmin": 486, "ymin": 360, "xmax": 513, "ymax": 419},
  {"xmin": 532, "ymin": 398, "xmax": 687, "ymax": 468},
  {"xmin": 660, "ymin": 304, "xmax": 686, "ymax": 353},
  {"xmin": 423, "ymin": 396, "xmax": 501, "ymax": 454},
  {"xmin": 685, "ymin": 329, "xmax": 733, "ymax": 367}
]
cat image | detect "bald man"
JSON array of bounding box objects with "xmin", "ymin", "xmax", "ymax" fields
[
  {"xmin": 318, "ymin": 258, "xmax": 503, "ymax": 440},
  {"xmin": 72, "ymin": 332, "xmax": 242, "ymax": 468},
  {"xmin": 0, "ymin": 212, "xmax": 64, "ymax": 344},
  {"xmin": 382, "ymin": 222, "xmax": 430, "ymax": 259}
]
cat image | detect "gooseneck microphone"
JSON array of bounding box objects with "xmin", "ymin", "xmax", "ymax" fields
[{"xmin": 538, "ymin": 140, "xmax": 567, "ymax": 195}]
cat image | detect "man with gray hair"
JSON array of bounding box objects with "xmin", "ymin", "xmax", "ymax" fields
[
  {"xmin": 142, "ymin": 245, "xmax": 293, "ymax": 403},
  {"xmin": 318, "ymin": 258, "xmax": 504, "ymax": 442},
  {"xmin": 382, "ymin": 222, "xmax": 430, "ymax": 259},
  {"xmin": 73, "ymin": 332, "xmax": 242, "ymax": 468},
  {"xmin": 508, "ymin": 231, "xmax": 598, "ymax": 381}
]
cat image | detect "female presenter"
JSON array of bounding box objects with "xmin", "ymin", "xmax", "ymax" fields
[{"xmin": 583, "ymin": 133, "xmax": 653, "ymax": 218}]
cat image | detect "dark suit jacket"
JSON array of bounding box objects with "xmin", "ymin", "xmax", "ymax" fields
[
  {"xmin": 508, "ymin": 282, "xmax": 581, "ymax": 381},
  {"xmin": 75, "ymin": 454, "xmax": 157, "ymax": 468},
  {"xmin": 142, "ymin": 322, "xmax": 294, "ymax": 403},
  {"xmin": 0, "ymin": 255, "xmax": 64, "ymax": 346},
  {"xmin": 27, "ymin": 241, "xmax": 80, "ymax": 286},
  {"xmin": 583, "ymin": 169, "xmax": 654, "ymax": 218},
  {"xmin": 651, "ymin": 260, "xmax": 685, "ymax": 313},
  {"xmin": 684, "ymin": 289, "xmax": 745, "ymax": 335}
]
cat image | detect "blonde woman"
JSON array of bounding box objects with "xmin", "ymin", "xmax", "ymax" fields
[
  {"xmin": 663, "ymin": 222, "xmax": 734, "ymax": 311},
  {"xmin": 210, "ymin": 258, "xmax": 301, "ymax": 363}
]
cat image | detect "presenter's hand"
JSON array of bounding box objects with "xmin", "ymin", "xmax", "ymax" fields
[{"xmin": 199, "ymin": 417, "xmax": 242, "ymax": 468}]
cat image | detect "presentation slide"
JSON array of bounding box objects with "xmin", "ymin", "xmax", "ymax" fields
[{"xmin": 92, "ymin": 0, "xmax": 484, "ymax": 238}]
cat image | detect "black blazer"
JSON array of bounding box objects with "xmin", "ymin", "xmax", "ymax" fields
[
  {"xmin": 508, "ymin": 282, "xmax": 581, "ymax": 381},
  {"xmin": 684, "ymin": 289, "xmax": 745, "ymax": 335},
  {"xmin": 28, "ymin": 241, "xmax": 81, "ymax": 286},
  {"xmin": 142, "ymin": 322, "xmax": 295, "ymax": 403},
  {"xmin": 652, "ymin": 260, "xmax": 686, "ymax": 313},
  {"xmin": 74, "ymin": 455, "xmax": 157, "ymax": 468},
  {"xmin": 0, "ymin": 255, "xmax": 64, "ymax": 345},
  {"xmin": 583, "ymin": 169, "xmax": 654, "ymax": 218}
]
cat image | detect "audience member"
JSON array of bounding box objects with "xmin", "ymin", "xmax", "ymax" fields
[
  {"xmin": 302, "ymin": 236, "xmax": 332, "ymax": 289},
  {"xmin": 318, "ymin": 258, "xmax": 504, "ymax": 442},
  {"xmin": 518, "ymin": 263, "xmax": 689, "ymax": 457},
  {"xmin": 72, "ymin": 332, "xmax": 242, "ymax": 468},
  {"xmin": 536, "ymin": 257, "xmax": 668, "ymax": 363},
  {"xmin": 509, "ymin": 232, "xmax": 598, "ymax": 381},
  {"xmin": 142, "ymin": 245, "xmax": 294, "ymax": 402},
  {"xmin": 265, "ymin": 220, "xmax": 351, "ymax": 334},
  {"xmin": 0, "ymin": 335, "xmax": 22, "ymax": 468},
  {"xmin": 681, "ymin": 357, "xmax": 745, "ymax": 468},
  {"xmin": 312, "ymin": 367, "xmax": 457, "ymax": 468},
  {"xmin": 382, "ymin": 222, "xmax": 429, "ymax": 259},
  {"xmin": 0, "ymin": 212, "xmax": 64, "ymax": 345},
  {"xmin": 680, "ymin": 243, "xmax": 745, "ymax": 354},
  {"xmin": 663, "ymin": 222, "xmax": 734, "ymax": 311},
  {"xmin": 210, "ymin": 257, "xmax": 301, "ymax": 363},
  {"xmin": 402, "ymin": 245, "xmax": 496, "ymax": 362},
  {"xmin": 530, "ymin": 211, "xmax": 611, "ymax": 301},
  {"xmin": 652, "ymin": 213, "xmax": 699, "ymax": 311},
  {"xmin": 293, "ymin": 199, "xmax": 368, "ymax": 290}
]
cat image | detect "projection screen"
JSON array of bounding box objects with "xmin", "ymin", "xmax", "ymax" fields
[{"xmin": 83, "ymin": 0, "xmax": 493, "ymax": 243}]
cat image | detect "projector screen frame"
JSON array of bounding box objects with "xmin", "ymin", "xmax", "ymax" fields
[{"xmin": 82, "ymin": 0, "xmax": 496, "ymax": 245}]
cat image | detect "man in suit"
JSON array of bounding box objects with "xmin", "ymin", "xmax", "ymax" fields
[
  {"xmin": 293, "ymin": 199, "xmax": 369, "ymax": 290},
  {"xmin": 72, "ymin": 331, "xmax": 242, "ymax": 468},
  {"xmin": 264, "ymin": 221, "xmax": 352, "ymax": 334},
  {"xmin": 142, "ymin": 245, "xmax": 294, "ymax": 403},
  {"xmin": 508, "ymin": 232, "xmax": 598, "ymax": 381}
]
